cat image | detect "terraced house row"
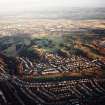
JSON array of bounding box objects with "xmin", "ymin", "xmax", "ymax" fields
[{"xmin": 17, "ymin": 54, "xmax": 103, "ymax": 77}]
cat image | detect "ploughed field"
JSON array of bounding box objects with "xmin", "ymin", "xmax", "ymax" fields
[{"xmin": 0, "ymin": 19, "xmax": 105, "ymax": 105}]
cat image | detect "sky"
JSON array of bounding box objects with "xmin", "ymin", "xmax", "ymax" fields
[{"xmin": 0, "ymin": 0, "xmax": 104, "ymax": 13}]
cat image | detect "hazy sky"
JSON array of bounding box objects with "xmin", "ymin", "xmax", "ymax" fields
[{"xmin": 0, "ymin": 0, "xmax": 104, "ymax": 12}]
